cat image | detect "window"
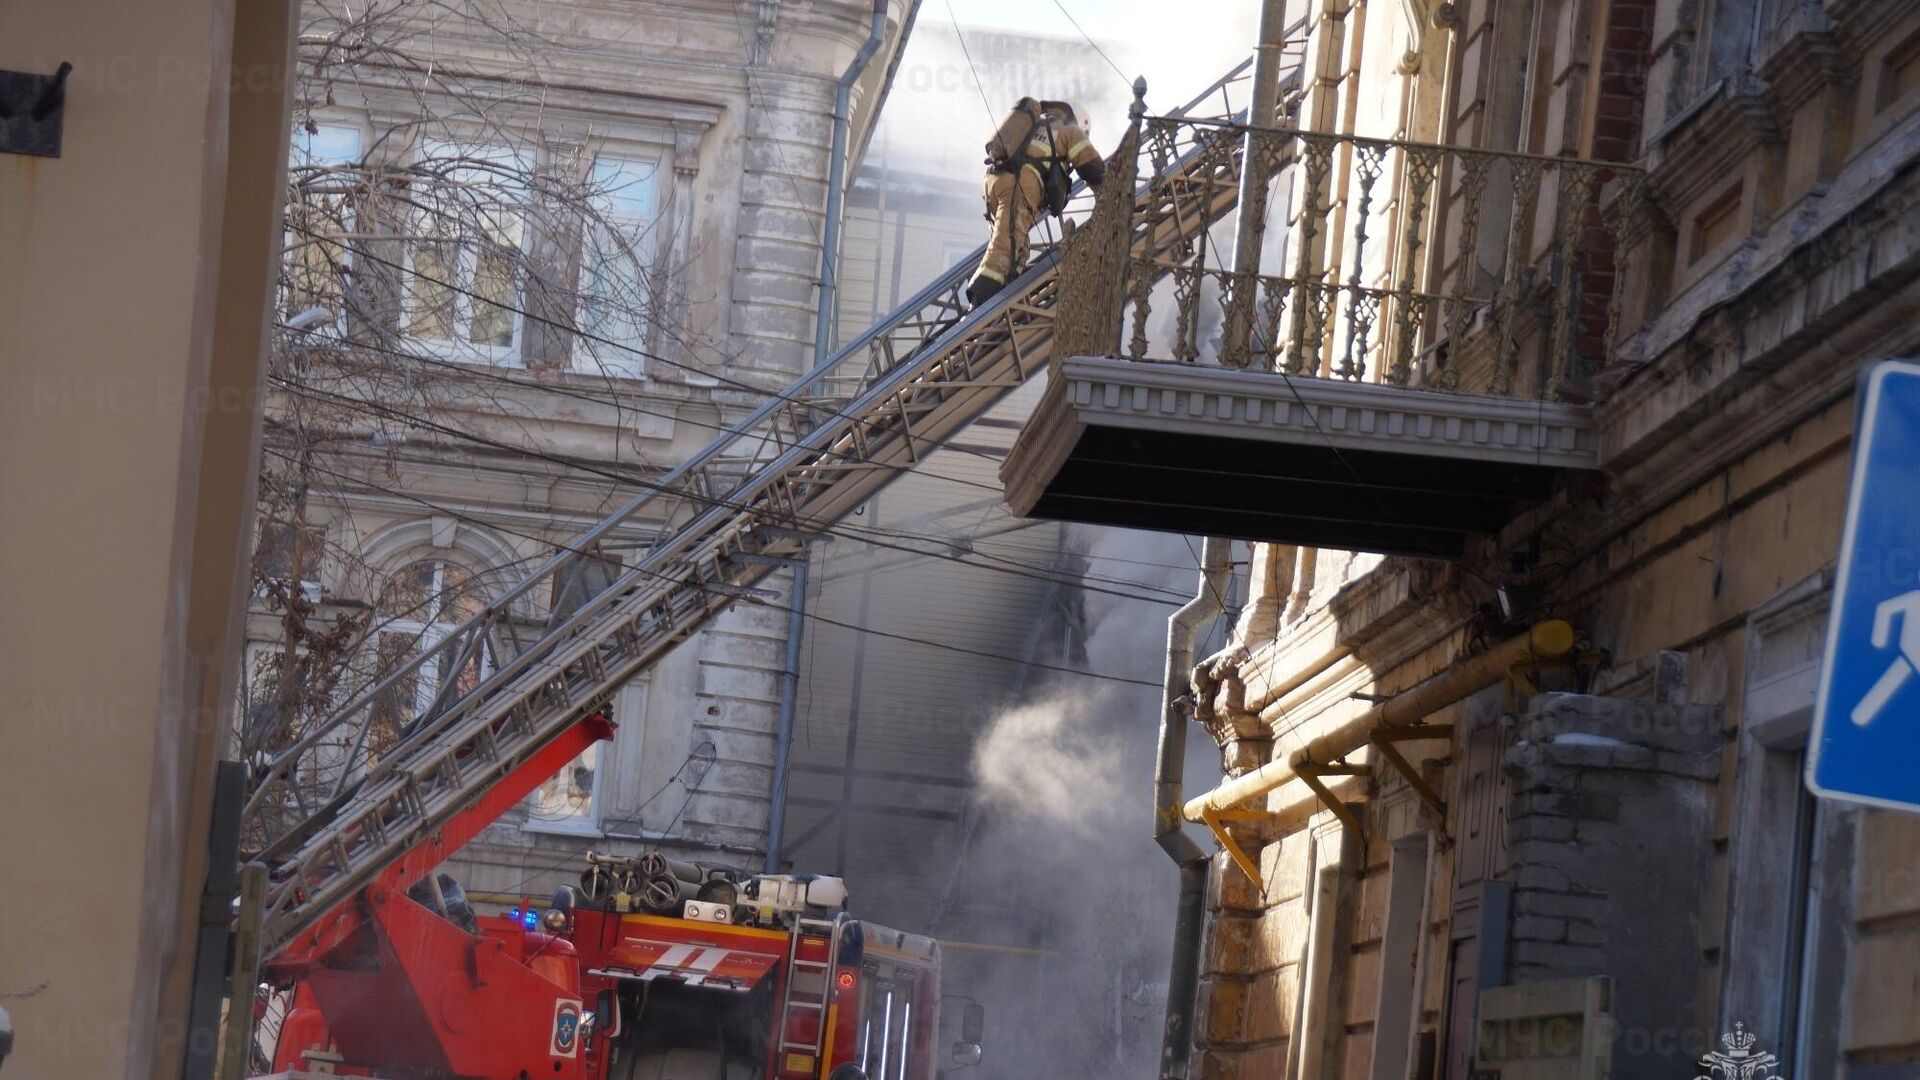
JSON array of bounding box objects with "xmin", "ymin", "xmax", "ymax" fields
[
  {"xmin": 858, "ymin": 972, "xmax": 923, "ymax": 1080},
  {"xmin": 1689, "ymin": 183, "xmax": 1743, "ymax": 265},
  {"xmin": 1876, "ymin": 29, "xmax": 1920, "ymax": 114},
  {"xmin": 404, "ymin": 141, "xmax": 532, "ymax": 363},
  {"xmin": 285, "ymin": 121, "xmax": 364, "ymax": 325},
  {"xmin": 238, "ymin": 643, "xmax": 288, "ymax": 750},
  {"xmin": 1722, "ymin": 575, "xmax": 1850, "ymax": 1075},
  {"xmin": 254, "ymin": 515, "xmax": 325, "ymax": 602},
  {"xmin": 575, "ymin": 154, "xmax": 662, "ymax": 377},
  {"xmin": 369, "ymin": 557, "xmax": 494, "ymax": 754},
  {"xmin": 527, "ymin": 742, "xmax": 602, "ymax": 831}
]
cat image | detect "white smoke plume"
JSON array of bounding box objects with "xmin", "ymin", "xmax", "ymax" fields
[{"xmin": 939, "ymin": 527, "xmax": 1231, "ymax": 1077}]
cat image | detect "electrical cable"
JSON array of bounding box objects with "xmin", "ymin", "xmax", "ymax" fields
[
  {"xmin": 271, "ymin": 375, "xmax": 1189, "ymax": 603},
  {"xmin": 276, "ymin": 320, "xmax": 1014, "ymax": 496},
  {"xmin": 284, "ymin": 222, "xmax": 988, "ymax": 461},
  {"xmin": 264, "ymin": 447, "xmax": 1177, "ymax": 679},
  {"xmin": 1048, "ymin": 0, "xmax": 1133, "ymax": 91},
  {"xmin": 943, "ymin": 1, "xmax": 1001, "ymax": 127}
]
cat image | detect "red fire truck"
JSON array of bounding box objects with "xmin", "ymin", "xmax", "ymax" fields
[{"xmin": 254, "ymin": 713, "xmax": 982, "ymax": 1080}]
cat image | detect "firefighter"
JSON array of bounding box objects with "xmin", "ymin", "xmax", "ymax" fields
[{"xmin": 964, "ymin": 97, "xmax": 1107, "ymax": 308}]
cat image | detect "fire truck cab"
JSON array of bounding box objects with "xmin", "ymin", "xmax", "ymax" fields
[{"xmin": 263, "ymin": 857, "xmax": 964, "ymax": 1080}]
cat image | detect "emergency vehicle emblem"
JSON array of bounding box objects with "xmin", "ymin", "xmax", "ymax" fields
[{"xmin": 551, "ymin": 1000, "xmax": 582, "ymax": 1058}]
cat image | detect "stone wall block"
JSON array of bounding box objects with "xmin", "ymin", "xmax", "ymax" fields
[
  {"xmin": 1210, "ymin": 913, "xmax": 1258, "ymax": 975},
  {"xmin": 1564, "ymin": 918, "xmax": 1606, "ymax": 946},
  {"xmin": 1514, "ymin": 887, "xmax": 1606, "ymax": 921},
  {"xmin": 1218, "ymin": 857, "xmax": 1266, "ymax": 913},
  {"xmin": 1524, "ymin": 692, "xmax": 1723, "ymax": 753},
  {"xmin": 1512, "ymin": 862, "xmax": 1574, "ymax": 892},
  {"xmin": 1508, "ymin": 813, "xmax": 1577, "ymax": 843},
  {"xmin": 1201, "ymin": 978, "xmax": 1252, "ymax": 1043},
  {"xmin": 1511, "ymin": 939, "xmax": 1607, "ymax": 973},
  {"xmin": 1245, "ymin": 974, "xmax": 1297, "ymax": 1043},
  {"xmin": 1512, "ymin": 914, "xmax": 1569, "ymax": 942}
]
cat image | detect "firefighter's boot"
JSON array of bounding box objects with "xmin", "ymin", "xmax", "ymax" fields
[{"xmin": 967, "ymin": 166, "xmax": 1043, "ymax": 309}]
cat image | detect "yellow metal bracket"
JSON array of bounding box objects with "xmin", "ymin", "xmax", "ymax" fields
[
  {"xmin": 1369, "ymin": 724, "xmax": 1452, "ymax": 828},
  {"xmin": 1296, "ymin": 762, "xmax": 1367, "ymax": 837},
  {"xmin": 1201, "ymin": 806, "xmax": 1271, "ymax": 895}
]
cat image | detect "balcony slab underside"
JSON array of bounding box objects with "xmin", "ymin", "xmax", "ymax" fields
[{"xmin": 1003, "ymin": 357, "xmax": 1599, "ymax": 559}]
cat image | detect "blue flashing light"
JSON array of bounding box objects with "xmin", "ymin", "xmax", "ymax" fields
[
  {"xmin": 508, "ymin": 906, "xmax": 520, "ymax": 920},
  {"xmin": 522, "ymin": 908, "xmax": 540, "ymax": 930}
]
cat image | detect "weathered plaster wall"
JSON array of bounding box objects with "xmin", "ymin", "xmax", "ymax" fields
[{"xmin": 1184, "ymin": 0, "xmax": 1920, "ymax": 1075}]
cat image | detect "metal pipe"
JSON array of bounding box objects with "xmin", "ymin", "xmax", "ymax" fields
[
  {"xmin": 814, "ymin": 0, "xmax": 890, "ymax": 367},
  {"xmin": 765, "ymin": 559, "xmax": 809, "ymax": 872},
  {"xmin": 1157, "ymin": 536, "xmax": 1233, "ymax": 1080},
  {"xmin": 1246, "ymin": 642, "xmax": 1353, "ymax": 716},
  {"xmin": 1184, "ymin": 621, "xmax": 1576, "ymax": 821},
  {"xmin": 1163, "ymin": 860, "xmax": 1209, "ymax": 1079},
  {"xmin": 1220, "ymin": 0, "xmax": 1289, "ymax": 366}
]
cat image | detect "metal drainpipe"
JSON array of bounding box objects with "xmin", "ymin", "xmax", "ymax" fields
[
  {"xmin": 1157, "ymin": 536, "xmax": 1232, "ymax": 1080},
  {"xmin": 764, "ymin": 559, "xmax": 809, "ymax": 872},
  {"xmin": 779, "ymin": 0, "xmax": 887, "ymax": 868},
  {"xmin": 813, "ymin": 0, "xmax": 890, "ymax": 367}
]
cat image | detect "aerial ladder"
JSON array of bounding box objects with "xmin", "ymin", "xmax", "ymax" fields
[{"xmin": 231, "ymin": 58, "xmax": 1284, "ymax": 1077}]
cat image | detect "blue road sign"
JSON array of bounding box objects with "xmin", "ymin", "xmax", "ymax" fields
[{"xmin": 1810, "ymin": 360, "xmax": 1920, "ymax": 812}]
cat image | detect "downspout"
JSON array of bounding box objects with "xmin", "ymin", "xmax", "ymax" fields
[
  {"xmin": 765, "ymin": 559, "xmax": 809, "ymax": 872},
  {"xmin": 813, "ymin": 0, "xmax": 890, "ymax": 368},
  {"xmin": 1157, "ymin": 536, "xmax": 1232, "ymax": 1080}
]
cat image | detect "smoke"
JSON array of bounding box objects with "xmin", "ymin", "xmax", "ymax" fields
[
  {"xmin": 937, "ymin": 527, "xmax": 1230, "ymax": 1077},
  {"xmin": 972, "ymin": 692, "xmax": 1131, "ymax": 833}
]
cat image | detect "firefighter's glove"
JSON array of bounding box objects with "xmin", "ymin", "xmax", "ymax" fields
[{"xmin": 1077, "ymin": 158, "xmax": 1107, "ymax": 188}]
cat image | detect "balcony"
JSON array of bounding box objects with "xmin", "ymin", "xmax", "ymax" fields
[{"xmin": 1004, "ymin": 111, "xmax": 1644, "ymax": 558}]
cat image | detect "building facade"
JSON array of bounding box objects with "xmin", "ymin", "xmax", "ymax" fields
[
  {"xmin": 1003, "ymin": 0, "xmax": 1920, "ymax": 1074},
  {"xmin": 243, "ymin": 0, "xmax": 917, "ymax": 899},
  {"xmin": 1192, "ymin": 0, "xmax": 1920, "ymax": 1073}
]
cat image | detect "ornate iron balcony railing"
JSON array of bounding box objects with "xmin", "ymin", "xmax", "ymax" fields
[{"xmin": 1111, "ymin": 115, "xmax": 1646, "ymax": 400}]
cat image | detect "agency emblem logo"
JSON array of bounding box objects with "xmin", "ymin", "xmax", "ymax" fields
[
  {"xmin": 1695, "ymin": 1021, "xmax": 1784, "ymax": 1080},
  {"xmin": 551, "ymin": 999, "xmax": 582, "ymax": 1058}
]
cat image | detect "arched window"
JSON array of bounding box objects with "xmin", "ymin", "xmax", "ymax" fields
[{"xmin": 369, "ymin": 557, "xmax": 494, "ymax": 755}]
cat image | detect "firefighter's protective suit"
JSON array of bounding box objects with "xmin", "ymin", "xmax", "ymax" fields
[{"xmin": 965, "ymin": 99, "xmax": 1107, "ymax": 308}]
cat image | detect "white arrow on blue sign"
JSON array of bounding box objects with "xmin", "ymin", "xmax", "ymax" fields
[{"xmin": 1810, "ymin": 359, "xmax": 1920, "ymax": 812}]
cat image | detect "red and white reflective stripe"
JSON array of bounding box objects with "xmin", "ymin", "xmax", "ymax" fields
[
  {"xmin": 679, "ymin": 946, "xmax": 729, "ymax": 987},
  {"xmin": 651, "ymin": 943, "xmax": 698, "ymax": 973},
  {"xmin": 596, "ymin": 944, "xmax": 734, "ymax": 984}
]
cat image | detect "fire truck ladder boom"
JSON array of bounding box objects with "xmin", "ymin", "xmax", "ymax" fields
[{"xmin": 239, "ymin": 59, "xmax": 1275, "ymax": 959}]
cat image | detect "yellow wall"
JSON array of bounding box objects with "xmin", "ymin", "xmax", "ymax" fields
[{"xmin": 0, "ymin": 1, "xmax": 293, "ymax": 1075}]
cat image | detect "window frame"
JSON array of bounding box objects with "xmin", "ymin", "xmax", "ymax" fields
[
  {"xmin": 284, "ymin": 115, "xmax": 371, "ymax": 336},
  {"xmin": 400, "ymin": 137, "xmax": 537, "ymax": 367},
  {"xmin": 369, "ymin": 556, "xmax": 498, "ymax": 746},
  {"xmin": 571, "ymin": 145, "xmax": 669, "ymax": 379},
  {"xmin": 521, "ymin": 679, "xmax": 648, "ymax": 838}
]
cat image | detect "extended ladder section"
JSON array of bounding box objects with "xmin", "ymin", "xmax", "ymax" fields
[
  {"xmin": 239, "ymin": 59, "xmax": 1275, "ymax": 959},
  {"xmin": 776, "ymin": 915, "xmax": 845, "ymax": 1073}
]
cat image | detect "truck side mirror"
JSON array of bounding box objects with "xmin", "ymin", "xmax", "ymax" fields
[
  {"xmin": 961, "ymin": 1001, "xmax": 985, "ymax": 1044},
  {"xmin": 950, "ymin": 1042, "xmax": 983, "ymax": 1067}
]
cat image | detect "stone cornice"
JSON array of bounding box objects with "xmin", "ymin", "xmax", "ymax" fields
[
  {"xmin": 1827, "ymin": 0, "xmax": 1917, "ymax": 52},
  {"xmin": 1598, "ymin": 155, "xmax": 1920, "ymax": 509},
  {"xmin": 1755, "ymin": 13, "xmax": 1859, "ymax": 115},
  {"xmin": 1645, "ymin": 77, "xmax": 1785, "ymax": 214},
  {"xmin": 1039, "ymin": 356, "xmax": 1599, "ymax": 467}
]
